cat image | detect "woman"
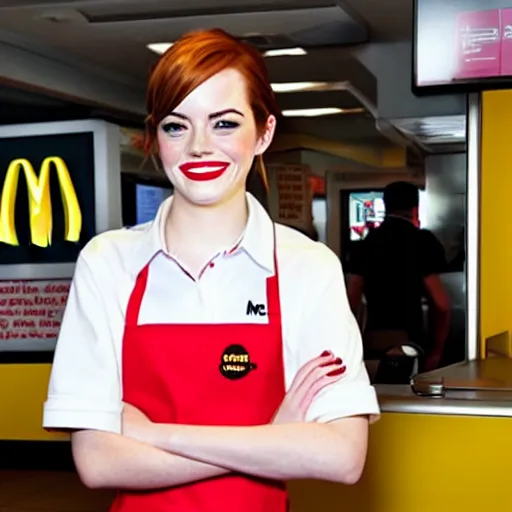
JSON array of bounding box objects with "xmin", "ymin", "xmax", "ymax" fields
[{"xmin": 43, "ymin": 29, "xmax": 379, "ymax": 511}]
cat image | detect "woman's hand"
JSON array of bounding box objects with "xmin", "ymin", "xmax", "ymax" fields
[
  {"xmin": 122, "ymin": 402, "xmax": 156, "ymax": 445},
  {"xmin": 272, "ymin": 351, "xmax": 346, "ymax": 424}
]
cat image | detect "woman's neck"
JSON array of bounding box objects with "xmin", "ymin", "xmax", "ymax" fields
[{"xmin": 164, "ymin": 190, "xmax": 248, "ymax": 274}]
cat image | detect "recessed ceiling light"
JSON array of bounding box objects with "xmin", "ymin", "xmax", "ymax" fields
[
  {"xmin": 281, "ymin": 107, "xmax": 365, "ymax": 117},
  {"xmin": 263, "ymin": 47, "xmax": 307, "ymax": 57},
  {"xmin": 147, "ymin": 42, "xmax": 174, "ymax": 55},
  {"xmin": 271, "ymin": 82, "xmax": 329, "ymax": 93}
]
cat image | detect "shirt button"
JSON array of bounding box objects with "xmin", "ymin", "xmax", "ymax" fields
[{"xmin": 209, "ymin": 262, "xmax": 215, "ymax": 268}]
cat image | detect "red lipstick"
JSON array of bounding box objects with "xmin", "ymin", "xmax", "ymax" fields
[{"xmin": 179, "ymin": 161, "xmax": 229, "ymax": 182}]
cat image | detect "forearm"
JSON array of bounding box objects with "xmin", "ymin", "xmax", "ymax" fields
[
  {"xmin": 71, "ymin": 430, "xmax": 230, "ymax": 490},
  {"xmin": 149, "ymin": 420, "xmax": 366, "ymax": 484}
]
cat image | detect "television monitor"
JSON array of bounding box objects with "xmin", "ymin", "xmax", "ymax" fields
[
  {"xmin": 121, "ymin": 173, "xmax": 173, "ymax": 227},
  {"xmin": 0, "ymin": 120, "xmax": 121, "ymax": 281},
  {"xmin": 413, "ymin": 0, "xmax": 512, "ymax": 94}
]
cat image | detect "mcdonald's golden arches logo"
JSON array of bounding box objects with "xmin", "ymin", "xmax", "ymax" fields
[{"xmin": 0, "ymin": 157, "xmax": 82, "ymax": 248}]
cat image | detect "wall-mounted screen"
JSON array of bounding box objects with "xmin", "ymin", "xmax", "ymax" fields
[
  {"xmin": 136, "ymin": 183, "xmax": 173, "ymax": 225},
  {"xmin": 0, "ymin": 120, "xmax": 121, "ymax": 281},
  {"xmin": 121, "ymin": 173, "xmax": 173, "ymax": 227},
  {"xmin": 347, "ymin": 191, "xmax": 386, "ymax": 241},
  {"xmin": 414, "ymin": 0, "xmax": 512, "ymax": 93}
]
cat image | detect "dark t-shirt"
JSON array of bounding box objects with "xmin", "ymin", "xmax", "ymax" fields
[{"xmin": 349, "ymin": 217, "xmax": 446, "ymax": 345}]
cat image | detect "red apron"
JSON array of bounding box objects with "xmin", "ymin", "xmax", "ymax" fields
[{"xmin": 110, "ymin": 244, "xmax": 288, "ymax": 512}]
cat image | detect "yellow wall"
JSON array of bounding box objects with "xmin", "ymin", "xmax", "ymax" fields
[
  {"xmin": 289, "ymin": 412, "xmax": 512, "ymax": 512},
  {"xmin": 480, "ymin": 90, "xmax": 512, "ymax": 355},
  {"xmin": 0, "ymin": 364, "xmax": 65, "ymax": 440}
]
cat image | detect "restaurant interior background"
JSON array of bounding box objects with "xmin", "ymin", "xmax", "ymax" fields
[
  {"xmin": 3, "ymin": 1, "xmax": 512, "ymax": 511},
  {"xmin": 0, "ymin": 0, "xmax": 471, "ymax": 443}
]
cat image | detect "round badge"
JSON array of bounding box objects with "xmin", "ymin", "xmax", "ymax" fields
[{"xmin": 219, "ymin": 344, "xmax": 257, "ymax": 380}]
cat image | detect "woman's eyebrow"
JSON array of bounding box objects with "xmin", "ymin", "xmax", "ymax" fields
[
  {"xmin": 209, "ymin": 109, "xmax": 244, "ymax": 120},
  {"xmin": 167, "ymin": 112, "xmax": 188, "ymax": 120},
  {"xmin": 167, "ymin": 109, "xmax": 245, "ymax": 121}
]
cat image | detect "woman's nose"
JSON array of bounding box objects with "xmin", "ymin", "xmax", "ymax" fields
[{"xmin": 188, "ymin": 128, "xmax": 213, "ymax": 157}]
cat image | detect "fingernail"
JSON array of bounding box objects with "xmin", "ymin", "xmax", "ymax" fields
[
  {"xmin": 327, "ymin": 366, "xmax": 347, "ymax": 377},
  {"xmin": 320, "ymin": 357, "xmax": 343, "ymax": 368},
  {"xmin": 321, "ymin": 350, "xmax": 332, "ymax": 357}
]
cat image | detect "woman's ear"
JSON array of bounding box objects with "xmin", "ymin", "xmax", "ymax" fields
[{"xmin": 255, "ymin": 115, "xmax": 277, "ymax": 156}]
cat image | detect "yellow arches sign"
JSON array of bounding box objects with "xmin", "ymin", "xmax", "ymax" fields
[{"xmin": 0, "ymin": 157, "xmax": 82, "ymax": 248}]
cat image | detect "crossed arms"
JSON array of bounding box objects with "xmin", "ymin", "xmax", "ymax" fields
[{"xmin": 72, "ymin": 353, "xmax": 369, "ymax": 490}]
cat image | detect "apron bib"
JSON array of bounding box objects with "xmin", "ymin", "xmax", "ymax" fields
[{"xmin": 110, "ymin": 243, "xmax": 287, "ymax": 512}]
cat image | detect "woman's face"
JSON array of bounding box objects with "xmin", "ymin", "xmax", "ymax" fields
[{"xmin": 157, "ymin": 68, "xmax": 276, "ymax": 206}]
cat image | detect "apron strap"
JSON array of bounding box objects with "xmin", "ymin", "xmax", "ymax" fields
[
  {"xmin": 125, "ymin": 264, "xmax": 150, "ymax": 327},
  {"xmin": 266, "ymin": 225, "xmax": 282, "ymax": 324}
]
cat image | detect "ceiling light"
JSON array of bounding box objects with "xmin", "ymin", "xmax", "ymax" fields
[
  {"xmin": 271, "ymin": 82, "xmax": 329, "ymax": 93},
  {"xmin": 147, "ymin": 42, "xmax": 174, "ymax": 55},
  {"xmin": 282, "ymin": 107, "xmax": 364, "ymax": 117},
  {"xmin": 263, "ymin": 47, "xmax": 306, "ymax": 57}
]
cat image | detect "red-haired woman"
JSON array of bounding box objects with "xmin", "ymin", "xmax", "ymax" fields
[{"xmin": 43, "ymin": 29, "xmax": 379, "ymax": 511}]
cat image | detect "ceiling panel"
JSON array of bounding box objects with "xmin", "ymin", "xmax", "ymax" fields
[
  {"xmin": 339, "ymin": 0, "xmax": 413, "ymax": 40},
  {"xmin": 0, "ymin": 0, "xmax": 396, "ymax": 147},
  {"xmin": 279, "ymin": 112, "xmax": 384, "ymax": 143},
  {"xmin": 83, "ymin": 0, "xmax": 336, "ymax": 21},
  {"xmin": 0, "ymin": 3, "xmax": 367, "ymax": 79},
  {"xmin": 276, "ymin": 90, "xmax": 364, "ymax": 111}
]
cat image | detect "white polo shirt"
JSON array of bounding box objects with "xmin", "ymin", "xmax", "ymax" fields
[{"xmin": 43, "ymin": 193, "xmax": 379, "ymax": 434}]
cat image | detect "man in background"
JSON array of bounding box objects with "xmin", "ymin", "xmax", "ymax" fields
[{"xmin": 347, "ymin": 181, "xmax": 451, "ymax": 372}]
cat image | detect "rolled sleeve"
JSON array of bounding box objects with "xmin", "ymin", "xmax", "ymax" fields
[
  {"xmin": 43, "ymin": 252, "xmax": 122, "ymax": 434},
  {"xmin": 295, "ymin": 247, "xmax": 380, "ymax": 424}
]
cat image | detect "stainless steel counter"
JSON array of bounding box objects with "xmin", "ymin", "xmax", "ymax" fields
[{"xmin": 375, "ymin": 358, "xmax": 512, "ymax": 418}]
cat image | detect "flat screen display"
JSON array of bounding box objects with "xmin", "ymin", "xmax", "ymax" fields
[
  {"xmin": 348, "ymin": 191, "xmax": 385, "ymax": 241},
  {"xmin": 414, "ymin": 0, "xmax": 512, "ymax": 92},
  {"xmin": 121, "ymin": 173, "xmax": 173, "ymax": 227},
  {"xmin": 136, "ymin": 184, "xmax": 173, "ymax": 225}
]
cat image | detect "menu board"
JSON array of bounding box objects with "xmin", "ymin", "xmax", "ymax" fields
[
  {"xmin": 415, "ymin": 0, "xmax": 512, "ymax": 90},
  {"xmin": 267, "ymin": 164, "xmax": 313, "ymax": 233},
  {"xmin": 0, "ymin": 280, "xmax": 70, "ymax": 351},
  {"xmin": 268, "ymin": 164, "xmax": 313, "ymax": 232}
]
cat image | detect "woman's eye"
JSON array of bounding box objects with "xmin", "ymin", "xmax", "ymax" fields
[
  {"xmin": 214, "ymin": 120, "xmax": 239, "ymax": 130},
  {"xmin": 161, "ymin": 122, "xmax": 186, "ymax": 135}
]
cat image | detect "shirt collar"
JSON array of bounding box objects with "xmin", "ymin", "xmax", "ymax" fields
[
  {"xmin": 129, "ymin": 192, "xmax": 275, "ymax": 276},
  {"xmin": 240, "ymin": 193, "xmax": 275, "ymax": 273}
]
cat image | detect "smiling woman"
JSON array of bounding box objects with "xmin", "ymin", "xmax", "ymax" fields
[{"xmin": 42, "ymin": 28, "xmax": 379, "ymax": 512}]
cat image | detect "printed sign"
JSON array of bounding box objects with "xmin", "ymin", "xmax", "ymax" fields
[
  {"xmin": 455, "ymin": 9, "xmax": 501, "ymax": 79},
  {"xmin": 0, "ymin": 280, "xmax": 70, "ymax": 351},
  {"xmin": 268, "ymin": 164, "xmax": 313, "ymax": 232}
]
